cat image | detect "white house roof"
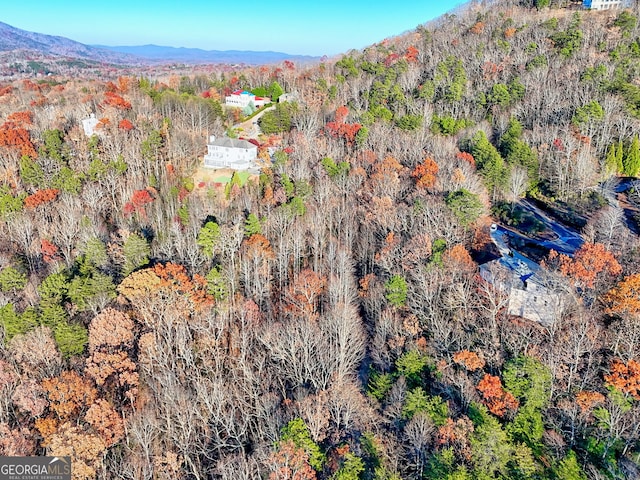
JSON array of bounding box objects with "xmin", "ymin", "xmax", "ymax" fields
[{"xmin": 210, "ymin": 137, "xmax": 256, "ymax": 149}]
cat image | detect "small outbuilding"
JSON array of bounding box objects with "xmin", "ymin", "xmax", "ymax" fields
[{"xmin": 81, "ymin": 113, "xmax": 99, "ymax": 137}]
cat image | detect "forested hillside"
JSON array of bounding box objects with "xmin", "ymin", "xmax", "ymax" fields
[{"xmin": 1, "ymin": 2, "xmax": 640, "ymax": 479}]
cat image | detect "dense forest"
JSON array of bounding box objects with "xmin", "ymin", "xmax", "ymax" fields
[{"xmin": 2, "ymin": 1, "xmax": 640, "ymax": 479}]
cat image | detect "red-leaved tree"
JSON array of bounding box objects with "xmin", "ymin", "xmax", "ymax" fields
[
  {"xmin": 326, "ymin": 106, "xmax": 362, "ymax": 145},
  {"xmin": 477, "ymin": 374, "xmax": 519, "ymax": 417}
]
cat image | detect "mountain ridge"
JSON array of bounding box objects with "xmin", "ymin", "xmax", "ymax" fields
[
  {"xmin": 0, "ymin": 20, "xmax": 143, "ymax": 64},
  {"xmin": 0, "ymin": 20, "xmax": 319, "ymax": 66},
  {"xmin": 92, "ymin": 44, "xmax": 319, "ymax": 64}
]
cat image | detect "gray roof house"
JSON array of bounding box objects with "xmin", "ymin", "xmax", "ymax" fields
[{"xmin": 479, "ymin": 224, "xmax": 565, "ymax": 326}]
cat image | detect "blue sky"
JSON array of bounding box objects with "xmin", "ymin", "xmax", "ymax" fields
[{"xmin": 3, "ymin": 1, "xmax": 467, "ymax": 56}]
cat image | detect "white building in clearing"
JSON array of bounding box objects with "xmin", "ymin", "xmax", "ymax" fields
[
  {"xmin": 81, "ymin": 114, "xmax": 99, "ymax": 136},
  {"xmin": 583, "ymin": 0, "xmax": 625, "ymax": 10},
  {"xmin": 203, "ymin": 136, "xmax": 257, "ymax": 170},
  {"xmin": 278, "ymin": 92, "xmax": 299, "ymax": 103},
  {"xmin": 225, "ymin": 90, "xmax": 270, "ymax": 109}
]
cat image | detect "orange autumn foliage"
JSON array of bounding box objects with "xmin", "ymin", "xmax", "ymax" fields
[
  {"xmin": 411, "ymin": 157, "xmax": 439, "ymax": 190},
  {"xmin": 0, "ymin": 124, "xmax": 37, "ymax": 157},
  {"xmin": 370, "ymin": 156, "xmax": 405, "ymax": 186},
  {"xmin": 575, "ymin": 390, "xmax": 605, "ymax": 414},
  {"xmin": 30, "ymin": 95, "xmax": 47, "ymax": 108},
  {"xmin": 116, "ymin": 76, "xmax": 132, "ymax": 93},
  {"xmin": 326, "ymin": 106, "xmax": 362, "ymax": 145},
  {"xmin": 22, "ymin": 80, "xmax": 40, "ymax": 92},
  {"xmin": 285, "ymin": 268, "xmax": 327, "ymax": 317},
  {"xmin": 374, "ymin": 231, "xmax": 401, "ymax": 265},
  {"xmin": 453, "ymin": 350, "xmax": 485, "ymax": 371},
  {"xmin": 87, "ymin": 308, "xmax": 135, "ymax": 352},
  {"xmin": 85, "ymin": 399, "xmax": 125, "ymax": 447},
  {"xmin": 103, "ymin": 91, "xmax": 131, "ymax": 110},
  {"xmin": 118, "ymin": 262, "xmax": 214, "ymax": 309},
  {"xmin": 118, "ymin": 119, "xmax": 134, "ymax": 131},
  {"xmin": 117, "ymin": 269, "xmax": 162, "ymax": 301},
  {"xmin": 553, "ymin": 242, "xmax": 621, "ymax": 289},
  {"xmin": 358, "ymin": 273, "xmax": 376, "ymax": 298},
  {"xmin": 604, "ymin": 359, "xmax": 640, "ymax": 400},
  {"xmin": 603, "ymin": 273, "xmax": 640, "ymax": 316},
  {"xmin": 42, "ymin": 371, "xmax": 97, "ymax": 421},
  {"xmin": 105, "ymin": 81, "xmax": 118, "ymax": 93},
  {"xmin": 470, "ymin": 21, "xmax": 485, "ymax": 34},
  {"xmin": 451, "ymin": 168, "xmax": 466, "ymax": 185},
  {"xmin": 24, "ymin": 188, "xmax": 59, "ymax": 209},
  {"xmin": 41, "ymin": 239, "xmax": 60, "ymax": 263},
  {"xmin": 96, "ymin": 117, "xmax": 110, "ymax": 129},
  {"xmin": 46, "ymin": 422, "xmax": 106, "ymax": 480},
  {"xmin": 6, "ymin": 111, "xmax": 33, "ymax": 127},
  {"xmin": 268, "ymin": 440, "xmax": 317, "ymax": 480},
  {"xmin": 436, "ymin": 416, "xmax": 474, "ymax": 460},
  {"xmin": 85, "ymin": 308, "xmax": 139, "ymax": 402},
  {"xmin": 86, "ymin": 350, "xmax": 138, "ymax": 391},
  {"xmin": 456, "ymin": 151, "xmax": 476, "ymax": 168},
  {"xmin": 405, "ymin": 45, "xmax": 419, "ymax": 62},
  {"xmin": 34, "ymin": 417, "xmax": 58, "ymax": 446},
  {"xmin": 477, "ymin": 374, "xmax": 519, "ymax": 417},
  {"xmin": 118, "ymin": 264, "xmax": 214, "ymax": 328},
  {"xmin": 443, "ymin": 244, "xmax": 476, "ymax": 274},
  {"xmin": 153, "ymin": 262, "xmax": 214, "ymax": 309},
  {"xmin": 242, "ymin": 233, "xmax": 275, "ymax": 260}
]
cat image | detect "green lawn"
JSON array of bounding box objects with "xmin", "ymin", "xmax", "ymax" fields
[{"xmin": 211, "ymin": 171, "xmax": 251, "ymax": 185}]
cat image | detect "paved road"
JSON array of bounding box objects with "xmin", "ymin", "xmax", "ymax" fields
[
  {"xmin": 605, "ymin": 177, "xmax": 640, "ymax": 235},
  {"xmin": 491, "ymin": 198, "xmax": 585, "ymax": 268},
  {"xmin": 518, "ymin": 200, "xmax": 584, "ymax": 254},
  {"xmin": 232, "ymin": 104, "xmax": 276, "ymax": 139}
]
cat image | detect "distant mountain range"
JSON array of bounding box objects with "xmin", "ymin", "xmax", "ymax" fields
[
  {"xmin": 0, "ymin": 21, "xmax": 318, "ymax": 66},
  {"xmin": 0, "ymin": 21, "xmax": 141, "ymax": 64},
  {"xmin": 94, "ymin": 44, "xmax": 319, "ymax": 65}
]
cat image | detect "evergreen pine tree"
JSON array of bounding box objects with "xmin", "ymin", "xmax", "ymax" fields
[
  {"xmin": 605, "ymin": 144, "xmax": 619, "ymax": 175},
  {"xmin": 122, "ymin": 233, "xmax": 150, "ymax": 276},
  {"xmin": 0, "ymin": 267, "xmax": 27, "ymax": 292},
  {"xmin": 616, "ymin": 140, "xmax": 624, "ymax": 174},
  {"xmin": 623, "ymin": 136, "xmax": 640, "ymax": 177},
  {"xmin": 244, "ymin": 213, "xmax": 263, "ymax": 237},
  {"xmin": 470, "ymin": 131, "xmax": 507, "ymax": 197},
  {"xmin": 197, "ymin": 221, "xmax": 220, "ymax": 259}
]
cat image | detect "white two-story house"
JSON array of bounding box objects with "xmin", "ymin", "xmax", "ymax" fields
[{"xmin": 203, "ymin": 136, "xmax": 257, "ymax": 170}]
